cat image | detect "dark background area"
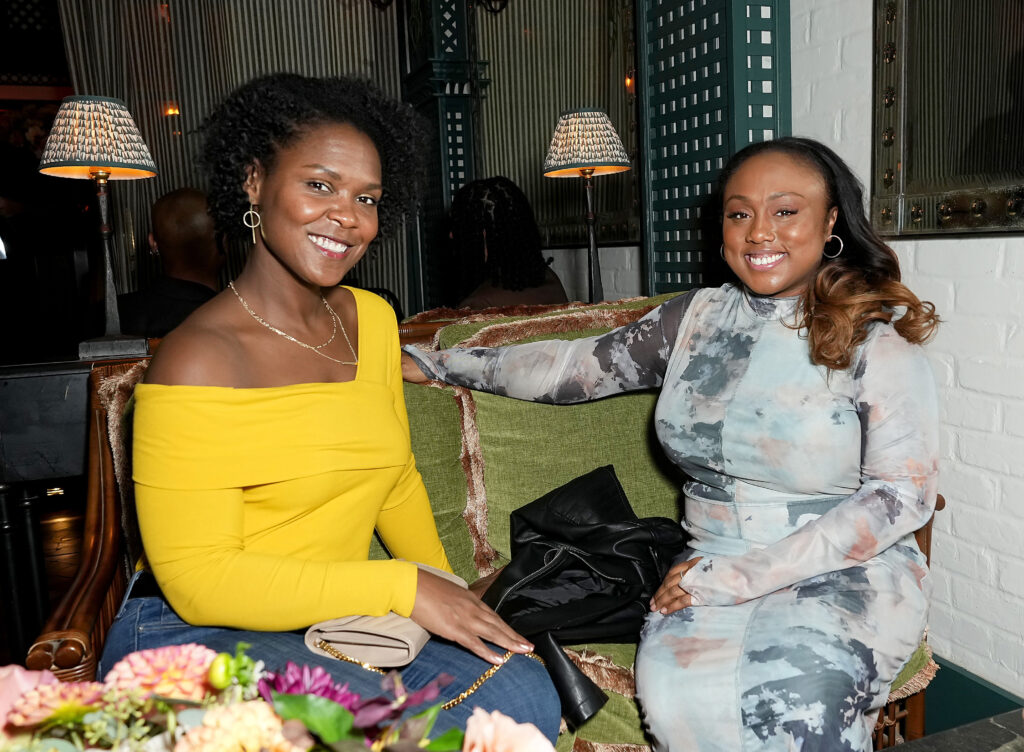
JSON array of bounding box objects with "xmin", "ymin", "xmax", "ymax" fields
[
  {"xmin": 1, "ymin": 0, "xmax": 101, "ymax": 366},
  {"xmin": 0, "ymin": 0, "xmax": 94, "ymax": 665}
]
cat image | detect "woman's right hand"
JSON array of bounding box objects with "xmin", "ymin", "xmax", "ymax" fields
[
  {"xmin": 401, "ymin": 352, "xmax": 429, "ymax": 383},
  {"xmin": 410, "ymin": 568, "xmax": 533, "ymax": 664},
  {"xmin": 650, "ymin": 557, "xmax": 703, "ymax": 615}
]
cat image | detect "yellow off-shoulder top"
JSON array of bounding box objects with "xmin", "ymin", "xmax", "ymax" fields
[{"xmin": 131, "ymin": 288, "xmax": 451, "ymax": 631}]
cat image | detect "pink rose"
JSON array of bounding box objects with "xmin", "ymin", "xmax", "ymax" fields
[
  {"xmin": 462, "ymin": 708, "xmax": 554, "ymax": 752},
  {"xmin": 0, "ymin": 665, "xmax": 59, "ymax": 738}
]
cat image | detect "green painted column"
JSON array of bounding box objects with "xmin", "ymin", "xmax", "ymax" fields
[
  {"xmin": 636, "ymin": 0, "xmax": 791, "ymax": 294},
  {"xmin": 398, "ymin": 0, "xmax": 490, "ymax": 310}
]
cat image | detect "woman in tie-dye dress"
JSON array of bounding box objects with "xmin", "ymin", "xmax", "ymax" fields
[{"xmin": 403, "ymin": 137, "xmax": 940, "ymax": 751}]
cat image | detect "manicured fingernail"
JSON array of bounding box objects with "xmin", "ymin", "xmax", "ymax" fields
[
  {"xmin": 519, "ymin": 643, "xmax": 533, "ymax": 652},
  {"xmin": 660, "ymin": 608, "xmax": 668, "ymax": 614}
]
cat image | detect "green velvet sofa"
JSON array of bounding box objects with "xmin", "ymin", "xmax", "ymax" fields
[
  {"xmin": 394, "ymin": 293, "xmax": 684, "ymax": 752},
  {"xmin": 392, "ymin": 293, "xmax": 940, "ymax": 752}
]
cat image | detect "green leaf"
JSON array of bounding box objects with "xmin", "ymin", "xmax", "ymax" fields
[
  {"xmin": 406, "ymin": 703, "xmax": 440, "ymax": 740},
  {"xmin": 270, "ymin": 692, "xmax": 358, "ymax": 744},
  {"xmin": 148, "ymin": 695, "xmax": 204, "ymax": 708},
  {"xmin": 422, "ymin": 727, "xmax": 465, "ymax": 751},
  {"xmin": 231, "ymin": 642, "xmax": 258, "ymax": 685},
  {"xmin": 31, "ymin": 738, "xmax": 79, "ymax": 752}
]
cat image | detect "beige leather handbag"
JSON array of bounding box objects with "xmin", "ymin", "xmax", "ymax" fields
[{"xmin": 304, "ymin": 563, "xmax": 467, "ymax": 668}]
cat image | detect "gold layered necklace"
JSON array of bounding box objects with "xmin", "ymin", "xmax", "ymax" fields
[{"xmin": 228, "ymin": 281, "xmax": 358, "ymax": 366}]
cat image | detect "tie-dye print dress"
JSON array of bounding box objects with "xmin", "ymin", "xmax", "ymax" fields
[{"xmin": 404, "ymin": 284, "xmax": 938, "ymax": 752}]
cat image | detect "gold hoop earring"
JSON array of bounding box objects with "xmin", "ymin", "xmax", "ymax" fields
[
  {"xmin": 823, "ymin": 234, "xmax": 844, "ymax": 259},
  {"xmin": 243, "ymin": 204, "xmax": 262, "ymax": 245}
]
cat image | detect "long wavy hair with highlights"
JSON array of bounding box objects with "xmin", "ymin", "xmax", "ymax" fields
[{"xmin": 717, "ymin": 137, "xmax": 939, "ymax": 370}]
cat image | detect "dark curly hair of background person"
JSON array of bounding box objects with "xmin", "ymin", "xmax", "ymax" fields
[
  {"xmin": 199, "ymin": 73, "xmax": 427, "ymax": 242},
  {"xmin": 447, "ymin": 176, "xmax": 549, "ymax": 303}
]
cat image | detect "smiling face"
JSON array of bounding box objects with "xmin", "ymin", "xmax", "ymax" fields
[
  {"xmin": 244, "ymin": 121, "xmax": 383, "ymax": 287},
  {"xmin": 721, "ymin": 150, "xmax": 838, "ymax": 298}
]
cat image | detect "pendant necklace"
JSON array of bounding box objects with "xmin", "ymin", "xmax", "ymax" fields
[{"xmin": 228, "ymin": 281, "xmax": 358, "ymax": 366}]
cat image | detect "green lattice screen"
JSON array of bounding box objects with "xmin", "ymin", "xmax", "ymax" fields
[{"xmin": 638, "ymin": 0, "xmax": 791, "ymax": 294}]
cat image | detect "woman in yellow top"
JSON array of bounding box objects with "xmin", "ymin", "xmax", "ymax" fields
[{"xmin": 98, "ymin": 73, "xmax": 559, "ymax": 740}]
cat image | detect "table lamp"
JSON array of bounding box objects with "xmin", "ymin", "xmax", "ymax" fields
[
  {"xmin": 38, "ymin": 95, "xmax": 156, "ymax": 359},
  {"xmin": 543, "ymin": 109, "xmax": 630, "ymax": 302}
]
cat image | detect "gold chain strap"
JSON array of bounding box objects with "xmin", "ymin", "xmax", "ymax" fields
[
  {"xmin": 439, "ymin": 651, "xmax": 545, "ymax": 710},
  {"xmin": 314, "ymin": 640, "xmax": 545, "ymax": 710},
  {"xmin": 315, "ymin": 639, "xmax": 387, "ymax": 674}
]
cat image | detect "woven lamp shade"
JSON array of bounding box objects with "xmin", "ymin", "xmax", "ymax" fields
[
  {"xmin": 543, "ymin": 109, "xmax": 630, "ymax": 178},
  {"xmin": 38, "ymin": 95, "xmax": 156, "ymax": 180}
]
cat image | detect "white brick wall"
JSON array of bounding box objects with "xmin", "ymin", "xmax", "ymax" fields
[{"xmin": 792, "ymin": 0, "xmax": 1024, "ymax": 697}]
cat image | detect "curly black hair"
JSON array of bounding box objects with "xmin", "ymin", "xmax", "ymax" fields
[
  {"xmin": 447, "ymin": 176, "xmax": 549, "ymax": 302},
  {"xmin": 199, "ymin": 73, "xmax": 427, "ymax": 242}
]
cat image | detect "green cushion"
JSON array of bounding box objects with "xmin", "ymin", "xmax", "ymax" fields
[
  {"xmin": 474, "ymin": 390, "xmax": 683, "ymax": 566},
  {"xmin": 402, "ymin": 383, "xmax": 479, "ymax": 581},
  {"xmin": 441, "ymin": 292, "xmax": 687, "ymax": 564},
  {"xmin": 567, "ymin": 642, "xmax": 638, "ymax": 669},
  {"xmin": 891, "ymin": 640, "xmax": 931, "ymax": 693},
  {"xmin": 572, "ymin": 689, "xmax": 649, "ymax": 745},
  {"xmin": 428, "ymin": 297, "xmax": 685, "ymax": 750}
]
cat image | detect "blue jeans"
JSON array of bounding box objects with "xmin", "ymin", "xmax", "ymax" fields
[{"xmin": 100, "ymin": 572, "xmax": 560, "ymax": 741}]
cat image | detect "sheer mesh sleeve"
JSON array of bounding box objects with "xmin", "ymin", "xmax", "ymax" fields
[{"xmin": 403, "ymin": 292, "xmax": 696, "ymax": 404}]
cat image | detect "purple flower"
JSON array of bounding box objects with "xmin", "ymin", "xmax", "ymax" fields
[
  {"xmin": 350, "ymin": 671, "xmax": 453, "ymax": 729},
  {"xmin": 257, "ymin": 662, "xmax": 359, "ymax": 709}
]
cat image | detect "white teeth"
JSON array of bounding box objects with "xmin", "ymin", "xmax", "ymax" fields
[
  {"xmin": 749, "ymin": 252, "xmax": 784, "ymax": 266},
  {"xmin": 309, "ymin": 234, "xmax": 349, "ymax": 253}
]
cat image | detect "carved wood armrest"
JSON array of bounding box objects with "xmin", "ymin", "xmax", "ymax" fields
[
  {"xmin": 25, "ymin": 362, "xmax": 142, "ymax": 680},
  {"xmin": 26, "ymin": 630, "xmax": 90, "ymax": 672}
]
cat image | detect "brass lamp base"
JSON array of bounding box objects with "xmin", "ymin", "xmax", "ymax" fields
[{"xmin": 76, "ymin": 171, "xmax": 148, "ymax": 360}]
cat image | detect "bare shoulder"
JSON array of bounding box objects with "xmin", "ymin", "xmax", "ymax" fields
[
  {"xmin": 144, "ymin": 295, "xmax": 246, "ymax": 386},
  {"xmin": 327, "ymin": 285, "xmax": 396, "ymax": 324}
]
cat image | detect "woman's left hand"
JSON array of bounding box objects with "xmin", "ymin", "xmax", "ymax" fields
[{"xmin": 650, "ymin": 557, "xmax": 703, "ymax": 615}]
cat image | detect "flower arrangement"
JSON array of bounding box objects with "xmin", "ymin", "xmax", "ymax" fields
[{"xmin": 0, "ymin": 644, "xmax": 553, "ymax": 752}]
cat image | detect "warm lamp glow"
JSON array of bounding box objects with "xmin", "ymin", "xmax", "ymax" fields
[
  {"xmin": 39, "ymin": 165, "xmax": 156, "ymax": 179},
  {"xmin": 164, "ymin": 102, "xmax": 181, "ymax": 116}
]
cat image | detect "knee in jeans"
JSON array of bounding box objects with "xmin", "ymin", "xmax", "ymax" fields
[{"xmin": 493, "ymin": 654, "xmax": 561, "ymax": 739}]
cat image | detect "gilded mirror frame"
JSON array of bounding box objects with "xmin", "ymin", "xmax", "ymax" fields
[{"xmin": 871, "ymin": 0, "xmax": 1024, "ymax": 236}]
